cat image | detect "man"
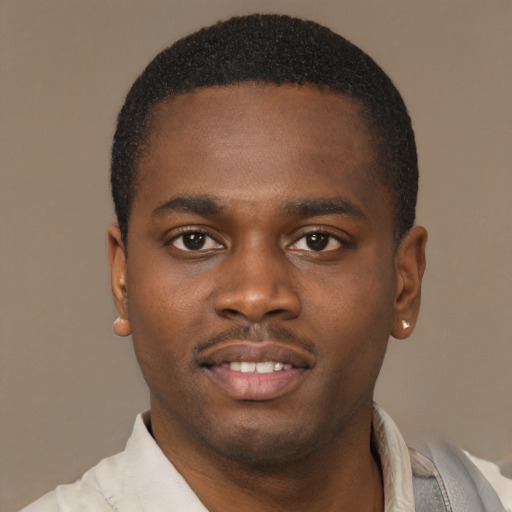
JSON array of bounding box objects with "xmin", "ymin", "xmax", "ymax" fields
[{"xmin": 22, "ymin": 14, "xmax": 510, "ymax": 512}]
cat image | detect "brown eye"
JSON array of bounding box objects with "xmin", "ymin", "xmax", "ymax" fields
[
  {"xmin": 289, "ymin": 232, "xmax": 342, "ymax": 252},
  {"xmin": 182, "ymin": 233, "xmax": 206, "ymax": 250},
  {"xmin": 305, "ymin": 233, "xmax": 329, "ymax": 251},
  {"xmin": 171, "ymin": 232, "xmax": 223, "ymax": 252}
]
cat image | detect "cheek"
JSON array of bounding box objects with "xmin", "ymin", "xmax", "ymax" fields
[
  {"xmin": 302, "ymin": 256, "xmax": 396, "ymax": 328},
  {"xmin": 125, "ymin": 264, "xmax": 201, "ymax": 365},
  {"xmin": 302, "ymin": 259, "xmax": 395, "ymax": 369},
  {"xmin": 127, "ymin": 254, "xmax": 208, "ymax": 326}
]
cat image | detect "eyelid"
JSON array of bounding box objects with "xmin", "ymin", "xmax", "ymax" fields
[
  {"xmin": 287, "ymin": 226, "xmax": 352, "ymax": 252},
  {"xmin": 165, "ymin": 226, "xmax": 226, "ymax": 251}
]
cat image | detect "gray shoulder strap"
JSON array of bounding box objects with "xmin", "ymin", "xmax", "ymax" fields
[{"xmin": 408, "ymin": 439, "xmax": 506, "ymax": 512}]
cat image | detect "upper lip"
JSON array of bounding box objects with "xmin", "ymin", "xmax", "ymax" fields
[{"xmin": 197, "ymin": 341, "xmax": 316, "ymax": 369}]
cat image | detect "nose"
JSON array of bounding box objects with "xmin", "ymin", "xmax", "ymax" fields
[{"xmin": 213, "ymin": 243, "xmax": 301, "ymax": 323}]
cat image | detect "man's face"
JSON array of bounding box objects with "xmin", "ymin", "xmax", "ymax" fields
[{"xmin": 110, "ymin": 84, "xmax": 423, "ymax": 464}]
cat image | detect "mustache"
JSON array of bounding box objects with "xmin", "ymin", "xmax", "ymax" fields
[{"xmin": 193, "ymin": 324, "xmax": 318, "ymax": 358}]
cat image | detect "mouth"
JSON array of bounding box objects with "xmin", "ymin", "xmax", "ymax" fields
[
  {"xmin": 221, "ymin": 361, "xmax": 293, "ymax": 373},
  {"xmin": 198, "ymin": 341, "xmax": 315, "ymax": 401}
]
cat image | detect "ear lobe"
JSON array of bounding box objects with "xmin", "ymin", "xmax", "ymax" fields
[
  {"xmin": 391, "ymin": 225, "xmax": 427, "ymax": 340},
  {"xmin": 108, "ymin": 224, "xmax": 131, "ymax": 337}
]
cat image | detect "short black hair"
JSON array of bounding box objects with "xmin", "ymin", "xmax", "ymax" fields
[{"xmin": 111, "ymin": 14, "xmax": 418, "ymax": 245}]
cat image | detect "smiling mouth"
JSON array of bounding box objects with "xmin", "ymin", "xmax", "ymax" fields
[
  {"xmin": 198, "ymin": 340, "xmax": 315, "ymax": 368},
  {"xmin": 221, "ymin": 361, "xmax": 293, "ymax": 373},
  {"xmin": 198, "ymin": 341, "xmax": 314, "ymax": 400}
]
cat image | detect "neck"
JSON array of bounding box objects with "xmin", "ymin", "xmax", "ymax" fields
[
  {"xmin": 151, "ymin": 404, "xmax": 384, "ymax": 512},
  {"xmin": 195, "ymin": 447, "xmax": 383, "ymax": 512}
]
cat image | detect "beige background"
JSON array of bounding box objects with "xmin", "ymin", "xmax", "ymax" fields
[{"xmin": 1, "ymin": 1, "xmax": 511, "ymax": 510}]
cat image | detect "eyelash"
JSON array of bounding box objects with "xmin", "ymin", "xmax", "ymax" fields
[
  {"xmin": 288, "ymin": 229, "xmax": 350, "ymax": 253},
  {"xmin": 166, "ymin": 228, "xmax": 224, "ymax": 252},
  {"xmin": 165, "ymin": 227, "xmax": 351, "ymax": 254}
]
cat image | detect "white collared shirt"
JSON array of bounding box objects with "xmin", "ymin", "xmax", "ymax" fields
[{"xmin": 22, "ymin": 406, "xmax": 511, "ymax": 511}]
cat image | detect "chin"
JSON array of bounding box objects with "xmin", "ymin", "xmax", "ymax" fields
[
  {"xmin": 199, "ymin": 415, "xmax": 335, "ymax": 466},
  {"xmin": 210, "ymin": 434, "xmax": 314, "ymax": 466}
]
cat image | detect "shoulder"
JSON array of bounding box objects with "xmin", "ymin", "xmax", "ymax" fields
[
  {"xmin": 18, "ymin": 411, "xmax": 207, "ymax": 512},
  {"xmin": 19, "ymin": 424, "xmax": 134, "ymax": 512},
  {"xmin": 465, "ymin": 452, "xmax": 512, "ymax": 512},
  {"xmin": 408, "ymin": 438, "xmax": 511, "ymax": 512},
  {"xmin": 19, "ymin": 477, "xmax": 115, "ymax": 512}
]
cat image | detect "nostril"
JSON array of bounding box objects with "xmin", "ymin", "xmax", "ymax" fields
[
  {"xmin": 267, "ymin": 309, "xmax": 287, "ymax": 317},
  {"xmin": 214, "ymin": 282, "xmax": 301, "ymax": 322},
  {"xmin": 222, "ymin": 308, "xmax": 243, "ymax": 318}
]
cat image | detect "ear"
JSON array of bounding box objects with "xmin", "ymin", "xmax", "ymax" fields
[
  {"xmin": 108, "ymin": 224, "xmax": 131, "ymax": 337},
  {"xmin": 391, "ymin": 225, "xmax": 427, "ymax": 340}
]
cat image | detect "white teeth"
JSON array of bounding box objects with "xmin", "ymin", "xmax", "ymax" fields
[
  {"xmin": 240, "ymin": 362, "xmax": 256, "ymax": 373},
  {"xmin": 256, "ymin": 361, "xmax": 275, "ymax": 373},
  {"xmin": 228, "ymin": 361, "xmax": 292, "ymax": 373}
]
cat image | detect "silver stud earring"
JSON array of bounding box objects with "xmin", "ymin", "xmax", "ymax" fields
[{"xmin": 401, "ymin": 319, "xmax": 411, "ymax": 330}]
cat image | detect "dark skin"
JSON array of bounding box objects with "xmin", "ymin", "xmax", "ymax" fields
[{"xmin": 109, "ymin": 84, "xmax": 427, "ymax": 511}]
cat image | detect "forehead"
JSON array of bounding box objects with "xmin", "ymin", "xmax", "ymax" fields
[
  {"xmin": 134, "ymin": 84, "xmax": 391, "ymax": 224},
  {"xmin": 145, "ymin": 84, "xmax": 375, "ymax": 158}
]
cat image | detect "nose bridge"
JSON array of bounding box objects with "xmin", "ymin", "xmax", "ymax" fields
[{"xmin": 214, "ymin": 236, "xmax": 300, "ymax": 322}]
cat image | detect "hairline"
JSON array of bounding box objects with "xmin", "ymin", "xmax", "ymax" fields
[{"xmin": 123, "ymin": 81, "xmax": 397, "ymax": 251}]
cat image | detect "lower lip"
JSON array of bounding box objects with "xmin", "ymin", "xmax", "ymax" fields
[{"xmin": 208, "ymin": 366, "xmax": 306, "ymax": 401}]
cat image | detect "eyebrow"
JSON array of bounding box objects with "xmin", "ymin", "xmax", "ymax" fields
[
  {"xmin": 152, "ymin": 196, "xmax": 222, "ymax": 217},
  {"xmin": 151, "ymin": 195, "xmax": 365, "ymax": 220},
  {"xmin": 285, "ymin": 197, "xmax": 365, "ymax": 219}
]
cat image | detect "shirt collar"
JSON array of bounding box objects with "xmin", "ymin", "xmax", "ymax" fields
[
  {"xmin": 102, "ymin": 410, "xmax": 208, "ymax": 511},
  {"xmin": 372, "ymin": 403, "xmax": 416, "ymax": 512},
  {"xmin": 118, "ymin": 406, "xmax": 414, "ymax": 511}
]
